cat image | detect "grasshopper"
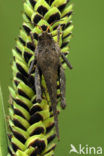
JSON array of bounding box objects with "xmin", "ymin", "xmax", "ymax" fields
[{"xmin": 29, "ymin": 25, "xmax": 72, "ymax": 140}]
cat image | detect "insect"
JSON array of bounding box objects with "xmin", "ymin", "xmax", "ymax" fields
[{"xmin": 29, "ymin": 25, "xmax": 72, "ymax": 140}]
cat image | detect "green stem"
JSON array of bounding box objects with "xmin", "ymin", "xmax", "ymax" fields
[{"xmin": 0, "ymin": 86, "xmax": 8, "ymax": 156}]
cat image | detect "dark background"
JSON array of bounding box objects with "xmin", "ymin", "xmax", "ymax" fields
[{"xmin": 0, "ymin": 0, "xmax": 104, "ymax": 155}]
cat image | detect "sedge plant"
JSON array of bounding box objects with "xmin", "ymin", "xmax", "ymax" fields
[{"xmin": 0, "ymin": 0, "xmax": 73, "ymax": 156}]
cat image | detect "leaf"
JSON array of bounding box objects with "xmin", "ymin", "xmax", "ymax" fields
[{"xmin": 0, "ymin": 86, "xmax": 8, "ymax": 156}]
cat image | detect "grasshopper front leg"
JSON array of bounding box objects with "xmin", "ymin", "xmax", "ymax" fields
[
  {"xmin": 35, "ymin": 67, "xmax": 42, "ymax": 103},
  {"xmin": 28, "ymin": 59, "xmax": 36, "ymax": 74},
  {"xmin": 61, "ymin": 53, "xmax": 72, "ymax": 69},
  {"xmin": 57, "ymin": 26, "xmax": 73, "ymax": 69},
  {"xmin": 57, "ymin": 25, "xmax": 61, "ymax": 43}
]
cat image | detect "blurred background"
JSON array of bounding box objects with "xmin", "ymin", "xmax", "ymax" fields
[{"xmin": 0, "ymin": 0, "xmax": 104, "ymax": 155}]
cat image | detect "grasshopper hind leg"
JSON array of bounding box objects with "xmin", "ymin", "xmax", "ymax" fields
[
  {"xmin": 35, "ymin": 67, "xmax": 42, "ymax": 103},
  {"xmin": 59, "ymin": 66, "xmax": 66, "ymax": 109}
]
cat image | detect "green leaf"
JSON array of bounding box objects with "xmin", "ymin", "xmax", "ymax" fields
[{"xmin": 0, "ymin": 86, "xmax": 8, "ymax": 156}]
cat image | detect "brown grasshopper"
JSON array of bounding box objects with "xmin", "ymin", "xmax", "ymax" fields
[{"xmin": 29, "ymin": 25, "xmax": 72, "ymax": 140}]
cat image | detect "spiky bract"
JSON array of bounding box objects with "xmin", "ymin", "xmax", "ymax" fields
[{"xmin": 8, "ymin": 0, "xmax": 73, "ymax": 156}]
